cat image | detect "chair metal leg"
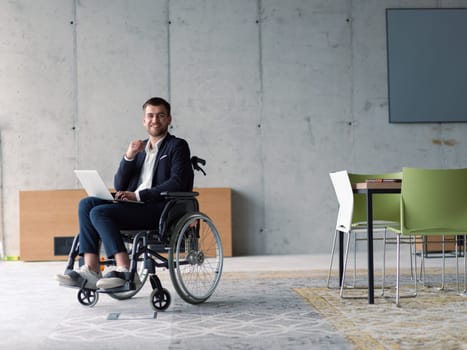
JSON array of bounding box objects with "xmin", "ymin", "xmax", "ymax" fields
[
  {"xmin": 456, "ymin": 236, "xmax": 460, "ymax": 294},
  {"xmin": 392, "ymin": 234, "xmax": 418, "ymax": 306},
  {"xmin": 396, "ymin": 234, "xmax": 401, "ymax": 306},
  {"xmin": 326, "ymin": 230, "xmax": 339, "ymax": 288},
  {"xmin": 412, "ymin": 237, "xmax": 418, "ymax": 296},
  {"xmin": 439, "ymin": 236, "xmax": 447, "ymax": 291},
  {"xmin": 339, "ymin": 232, "xmax": 352, "ymax": 298},
  {"xmin": 453, "ymin": 235, "xmax": 467, "ymax": 296},
  {"xmin": 409, "ymin": 236, "xmax": 415, "ymax": 280},
  {"xmin": 381, "ymin": 229, "xmax": 387, "ymax": 296},
  {"xmin": 353, "ymin": 233, "xmax": 357, "ymax": 287},
  {"xmin": 413, "ymin": 236, "xmax": 423, "ymax": 283},
  {"xmin": 464, "ymin": 235, "xmax": 466, "ymax": 294},
  {"xmin": 382, "ymin": 232, "xmax": 419, "ymax": 299},
  {"xmin": 420, "ymin": 237, "xmax": 428, "ymax": 286}
]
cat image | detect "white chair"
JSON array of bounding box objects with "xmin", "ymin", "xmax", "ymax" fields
[{"xmin": 327, "ymin": 170, "xmax": 370, "ymax": 296}]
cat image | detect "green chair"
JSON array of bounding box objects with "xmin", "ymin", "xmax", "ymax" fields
[
  {"xmin": 387, "ymin": 167, "xmax": 467, "ymax": 305},
  {"xmin": 342, "ymin": 172, "xmax": 403, "ymax": 297},
  {"xmin": 346, "ymin": 172, "xmax": 407, "ymax": 296},
  {"xmin": 327, "ymin": 170, "xmax": 403, "ymax": 298},
  {"xmin": 349, "ymin": 172, "xmax": 402, "ymax": 226}
]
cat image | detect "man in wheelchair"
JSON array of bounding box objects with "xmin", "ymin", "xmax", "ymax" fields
[{"xmin": 56, "ymin": 97, "xmax": 194, "ymax": 290}]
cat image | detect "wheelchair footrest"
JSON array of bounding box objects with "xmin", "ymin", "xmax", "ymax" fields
[
  {"xmin": 60, "ymin": 269, "xmax": 88, "ymax": 288},
  {"xmin": 97, "ymin": 280, "xmax": 136, "ymax": 294},
  {"xmin": 64, "ymin": 268, "xmax": 81, "ymax": 279}
]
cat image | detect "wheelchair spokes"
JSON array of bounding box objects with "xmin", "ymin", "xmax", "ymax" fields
[{"xmin": 169, "ymin": 212, "xmax": 223, "ymax": 304}]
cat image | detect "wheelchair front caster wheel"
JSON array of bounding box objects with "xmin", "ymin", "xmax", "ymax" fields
[
  {"xmin": 150, "ymin": 288, "xmax": 171, "ymax": 311},
  {"xmin": 77, "ymin": 289, "xmax": 99, "ymax": 307}
]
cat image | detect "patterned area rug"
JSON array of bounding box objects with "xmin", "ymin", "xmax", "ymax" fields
[
  {"xmin": 294, "ymin": 285, "xmax": 467, "ymax": 350},
  {"xmin": 39, "ymin": 270, "xmax": 350, "ymax": 350}
]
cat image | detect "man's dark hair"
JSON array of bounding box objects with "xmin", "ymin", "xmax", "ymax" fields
[{"xmin": 142, "ymin": 97, "xmax": 171, "ymax": 115}]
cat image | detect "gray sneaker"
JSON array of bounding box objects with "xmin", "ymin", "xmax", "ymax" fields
[
  {"xmin": 96, "ymin": 266, "xmax": 142, "ymax": 290},
  {"xmin": 55, "ymin": 265, "xmax": 101, "ymax": 289}
]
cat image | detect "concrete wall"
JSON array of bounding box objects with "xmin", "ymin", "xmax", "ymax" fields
[{"xmin": 1, "ymin": 0, "xmax": 467, "ymax": 257}]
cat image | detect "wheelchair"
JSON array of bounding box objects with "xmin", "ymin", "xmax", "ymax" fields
[{"xmin": 61, "ymin": 156, "xmax": 224, "ymax": 311}]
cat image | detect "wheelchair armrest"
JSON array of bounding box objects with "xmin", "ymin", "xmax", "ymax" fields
[{"xmin": 160, "ymin": 191, "xmax": 199, "ymax": 199}]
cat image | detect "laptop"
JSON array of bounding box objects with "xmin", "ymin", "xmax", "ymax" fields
[{"xmin": 74, "ymin": 170, "xmax": 143, "ymax": 204}]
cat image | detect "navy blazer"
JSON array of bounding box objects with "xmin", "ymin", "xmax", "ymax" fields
[{"xmin": 114, "ymin": 134, "xmax": 194, "ymax": 203}]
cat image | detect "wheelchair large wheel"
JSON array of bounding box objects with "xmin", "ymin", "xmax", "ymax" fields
[
  {"xmin": 107, "ymin": 250, "xmax": 149, "ymax": 301},
  {"xmin": 168, "ymin": 212, "xmax": 223, "ymax": 304}
]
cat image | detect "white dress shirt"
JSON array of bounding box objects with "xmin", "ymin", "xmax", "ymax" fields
[{"xmin": 127, "ymin": 137, "xmax": 165, "ymax": 201}]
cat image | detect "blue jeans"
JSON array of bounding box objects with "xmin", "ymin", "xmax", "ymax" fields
[{"xmin": 78, "ymin": 197, "xmax": 163, "ymax": 258}]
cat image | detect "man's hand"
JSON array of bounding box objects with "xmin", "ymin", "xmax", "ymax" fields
[
  {"xmin": 115, "ymin": 191, "xmax": 137, "ymax": 202},
  {"xmin": 115, "ymin": 191, "xmax": 138, "ymax": 201},
  {"xmin": 125, "ymin": 140, "xmax": 145, "ymax": 160}
]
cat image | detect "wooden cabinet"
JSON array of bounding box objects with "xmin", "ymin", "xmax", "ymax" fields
[
  {"xmin": 415, "ymin": 235, "xmax": 458, "ymax": 254},
  {"xmin": 19, "ymin": 188, "xmax": 232, "ymax": 261}
]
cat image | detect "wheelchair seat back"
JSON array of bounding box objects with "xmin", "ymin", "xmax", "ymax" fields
[{"xmin": 158, "ymin": 197, "xmax": 199, "ymax": 242}]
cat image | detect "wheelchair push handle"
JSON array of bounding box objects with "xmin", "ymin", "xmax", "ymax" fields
[
  {"xmin": 161, "ymin": 157, "xmax": 206, "ymax": 197},
  {"xmin": 191, "ymin": 156, "xmax": 207, "ymax": 176}
]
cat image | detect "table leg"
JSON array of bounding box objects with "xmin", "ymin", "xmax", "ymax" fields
[{"xmin": 366, "ymin": 190, "xmax": 375, "ymax": 304}]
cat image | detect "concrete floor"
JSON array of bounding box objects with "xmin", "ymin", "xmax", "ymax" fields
[{"xmin": 0, "ymin": 250, "xmax": 462, "ymax": 350}]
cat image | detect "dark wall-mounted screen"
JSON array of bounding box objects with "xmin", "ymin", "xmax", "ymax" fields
[{"xmin": 386, "ymin": 8, "xmax": 467, "ymax": 123}]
